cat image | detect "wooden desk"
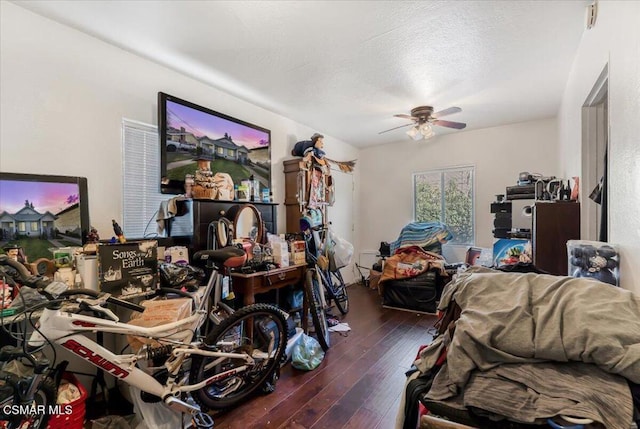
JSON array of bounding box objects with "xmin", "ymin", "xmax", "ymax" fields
[{"xmin": 231, "ymin": 263, "xmax": 306, "ymax": 306}]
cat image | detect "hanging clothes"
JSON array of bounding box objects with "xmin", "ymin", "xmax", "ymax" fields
[
  {"xmin": 300, "ymin": 157, "xmax": 334, "ymax": 219},
  {"xmin": 599, "ymin": 147, "xmax": 608, "ymax": 242}
]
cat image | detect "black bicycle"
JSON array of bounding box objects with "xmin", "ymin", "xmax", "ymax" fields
[
  {"xmin": 299, "ymin": 223, "xmax": 351, "ymax": 351},
  {"xmin": 0, "ymin": 347, "xmax": 57, "ymax": 429},
  {"xmin": 303, "ymin": 225, "xmax": 350, "ymax": 316},
  {"xmin": 0, "ymin": 258, "xmax": 59, "ymax": 429},
  {"xmin": 303, "ymin": 268, "xmax": 331, "ymax": 351}
]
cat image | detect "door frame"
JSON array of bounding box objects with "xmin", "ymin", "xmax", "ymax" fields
[{"xmin": 581, "ymin": 64, "xmax": 608, "ymax": 241}]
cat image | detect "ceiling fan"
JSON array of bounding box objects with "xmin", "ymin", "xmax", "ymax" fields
[{"xmin": 379, "ymin": 106, "xmax": 467, "ymax": 140}]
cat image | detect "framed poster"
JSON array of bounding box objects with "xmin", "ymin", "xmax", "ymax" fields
[{"xmin": 97, "ymin": 240, "xmax": 158, "ymax": 298}]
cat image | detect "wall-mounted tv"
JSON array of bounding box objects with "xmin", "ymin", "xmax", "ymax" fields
[
  {"xmin": 0, "ymin": 172, "xmax": 90, "ymax": 264},
  {"xmin": 158, "ymin": 92, "xmax": 271, "ymax": 195}
]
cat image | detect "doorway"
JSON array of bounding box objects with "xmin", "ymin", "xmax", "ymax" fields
[
  {"xmin": 326, "ymin": 168, "xmax": 355, "ymax": 284},
  {"xmin": 581, "ymin": 65, "xmax": 608, "ymax": 241}
]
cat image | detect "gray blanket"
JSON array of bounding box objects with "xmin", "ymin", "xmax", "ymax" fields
[
  {"xmin": 435, "ymin": 270, "xmax": 640, "ymax": 386},
  {"xmin": 417, "ymin": 269, "xmax": 640, "ymax": 428},
  {"xmin": 427, "ymin": 361, "xmax": 633, "ymax": 428}
]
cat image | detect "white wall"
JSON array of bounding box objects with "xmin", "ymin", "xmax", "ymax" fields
[
  {"xmin": 0, "ymin": 2, "xmax": 359, "ymax": 283},
  {"xmin": 358, "ymin": 118, "xmax": 559, "ymax": 262},
  {"xmin": 558, "ymin": 1, "xmax": 640, "ymax": 294}
]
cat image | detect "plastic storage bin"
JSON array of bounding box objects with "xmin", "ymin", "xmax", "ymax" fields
[{"xmin": 567, "ymin": 240, "xmax": 619, "ymax": 286}]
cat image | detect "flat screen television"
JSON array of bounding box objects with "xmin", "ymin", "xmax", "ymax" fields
[
  {"xmin": 0, "ymin": 172, "xmax": 90, "ymax": 264},
  {"xmin": 158, "ymin": 92, "xmax": 271, "ymax": 195}
]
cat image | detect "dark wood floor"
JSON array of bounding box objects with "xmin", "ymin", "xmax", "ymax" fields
[{"xmin": 211, "ymin": 284, "xmax": 437, "ymax": 429}]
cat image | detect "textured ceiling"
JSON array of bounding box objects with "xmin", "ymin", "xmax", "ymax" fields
[{"xmin": 15, "ymin": 1, "xmax": 588, "ymax": 147}]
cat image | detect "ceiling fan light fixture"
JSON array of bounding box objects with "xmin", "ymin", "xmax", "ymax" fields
[
  {"xmin": 406, "ymin": 126, "xmax": 419, "ymax": 139},
  {"xmin": 382, "ymin": 105, "xmax": 465, "ymax": 138},
  {"xmin": 419, "ymin": 123, "xmax": 435, "ymax": 139}
]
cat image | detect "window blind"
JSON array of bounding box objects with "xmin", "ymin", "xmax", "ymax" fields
[{"xmin": 122, "ymin": 119, "xmax": 165, "ymax": 238}]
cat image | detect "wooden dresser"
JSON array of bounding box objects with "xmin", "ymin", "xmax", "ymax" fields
[
  {"xmin": 283, "ymin": 159, "xmax": 305, "ymax": 234},
  {"xmin": 532, "ymin": 201, "xmax": 580, "ymax": 275}
]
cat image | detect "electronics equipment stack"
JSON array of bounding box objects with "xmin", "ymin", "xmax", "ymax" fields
[
  {"xmin": 505, "ymin": 172, "xmax": 542, "ymax": 200},
  {"xmin": 493, "ymin": 172, "xmax": 575, "ymax": 241},
  {"xmin": 492, "ymin": 172, "xmax": 547, "ymax": 240},
  {"xmin": 491, "ymin": 196, "xmax": 511, "ymax": 239}
]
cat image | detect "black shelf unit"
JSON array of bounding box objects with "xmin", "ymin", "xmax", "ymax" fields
[{"xmin": 167, "ymin": 200, "xmax": 278, "ymax": 252}]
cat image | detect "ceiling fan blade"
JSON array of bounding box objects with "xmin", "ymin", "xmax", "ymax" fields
[
  {"xmin": 378, "ymin": 123, "xmax": 415, "ymax": 134},
  {"xmin": 432, "ymin": 119, "xmax": 467, "ymax": 129},
  {"xmin": 432, "ymin": 107, "xmax": 461, "ymax": 118},
  {"xmin": 393, "ymin": 114, "xmax": 417, "ymax": 120}
]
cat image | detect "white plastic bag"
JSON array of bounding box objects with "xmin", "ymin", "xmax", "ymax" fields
[
  {"xmin": 328, "ymin": 230, "xmax": 354, "ymax": 270},
  {"xmin": 130, "ymin": 385, "xmax": 189, "ymax": 429},
  {"xmin": 291, "ymin": 334, "xmax": 325, "ymax": 371}
]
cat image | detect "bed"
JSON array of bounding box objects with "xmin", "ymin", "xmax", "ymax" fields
[{"xmin": 399, "ymin": 266, "xmax": 640, "ymax": 429}]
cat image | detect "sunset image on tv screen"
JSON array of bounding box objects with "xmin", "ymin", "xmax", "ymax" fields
[
  {"xmin": 0, "ymin": 179, "xmax": 82, "ymax": 262},
  {"xmin": 162, "ymin": 97, "xmax": 271, "ymax": 193}
]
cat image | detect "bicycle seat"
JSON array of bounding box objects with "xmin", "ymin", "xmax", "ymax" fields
[{"xmin": 192, "ymin": 246, "xmax": 247, "ymax": 269}]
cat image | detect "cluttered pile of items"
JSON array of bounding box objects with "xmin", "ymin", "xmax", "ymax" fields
[
  {"xmin": 367, "ymin": 222, "xmax": 455, "ymax": 314},
  {"xmin": 398, "ymin": 266, "xmax": 640, "ymax": 429}
]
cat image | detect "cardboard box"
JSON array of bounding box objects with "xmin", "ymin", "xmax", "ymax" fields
[
  {"xmin": 290, "ymin": 240, "xmax": 305, "ymax": 253},
  {"xmin": 290, "ymin": 252, "xmax": 306, "ymax": 265},
  {"xmin": 370, "ymin": 270, "xmax": 382, "ymax": 293}
]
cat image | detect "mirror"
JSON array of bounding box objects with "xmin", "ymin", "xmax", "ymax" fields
[{"xmin": 225, "ymin": 204, "xmax": 264, "ymax": 244}]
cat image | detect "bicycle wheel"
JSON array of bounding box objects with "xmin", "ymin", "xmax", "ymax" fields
[
  {"xmin": 304, "ymin": 268, "xmax": 330, "ymax": 351},
  {"xmin": 1, "ymin": 377, "xmax": 56, "ymax": 429},
  {"xmin": 323, "ymin": 269, "xmax": 349, "ymax": 315},
  {"xmin": 190, "ymin": 303, "xmax": 288, "ymax": 411}
]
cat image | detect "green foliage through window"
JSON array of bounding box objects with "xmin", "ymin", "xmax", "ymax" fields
[{"xmin": 414, "ymin": 167, "xmax": 474, "ymax": 245}]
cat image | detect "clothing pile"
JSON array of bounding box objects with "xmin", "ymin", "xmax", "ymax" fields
[
  {"xmin": 400, "ymin": 267, "xmax": 640, "ymax": 429},
  {"xmin": 379, "ymin": 246, "xmax": 446, "ymax": 284},
  {"xmin": 389, "ymin": 222, "xmax": 453, "ymax": 254},
  {"xmin": 378, "ymin": 221, "xmax": 452, "ymax": 313}
]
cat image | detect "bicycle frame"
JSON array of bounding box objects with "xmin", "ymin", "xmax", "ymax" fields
[
  {"xmin": 25, "ymin": 267, "xmax": 255, "ymax": 415},
  {"xmin": 303, "ymin": 227, "xmax": 338, "ymax": 295}
]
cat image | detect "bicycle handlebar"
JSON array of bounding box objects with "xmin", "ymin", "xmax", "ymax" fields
[
  {"xmin": 106, "ymin": 296, "xmax": 146, "ymax": 313},
  {"xmin": 0, "ymin": 255, "xmax": 145, "ymax": 313},
  {"xmin": 58, "ymin": 288, "xmax": 144, "ymax": 312}
]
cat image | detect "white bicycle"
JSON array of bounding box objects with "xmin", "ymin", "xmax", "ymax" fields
[{"xmin": 0, "ymin": 248, "xmax": 288, "ymax": 429}]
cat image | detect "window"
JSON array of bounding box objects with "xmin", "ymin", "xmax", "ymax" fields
[
  {"xmin": 31, "ymin": 222, "xmax": 38, "ymax": 232},
  {"xmin": 413, "ymin": 166, "xmax": 474, "ymax": 245},
  {"xmin": 18, "ymin": 222, "xmax": 25, "ymax": 232},
  {"xmin": 122, "ymin": 120, "xmax": 167, "ymax": 239},
  {"xmin": 122, "ymin": 119, "xmax": 193, "ymax": 240}
]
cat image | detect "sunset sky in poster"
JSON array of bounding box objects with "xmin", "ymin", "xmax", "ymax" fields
[
  {"xmin": 0, "ymin": 180, "xmax": 79, "ymax": 214},
  {"xmin": 167, "ymin": 100, "xmax": 269, "ymax": 150}
]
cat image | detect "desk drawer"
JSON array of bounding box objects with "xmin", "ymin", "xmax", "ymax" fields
[{"xmin": 265, "ymin": 267, "xmax": 303, "ymax": 289}]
